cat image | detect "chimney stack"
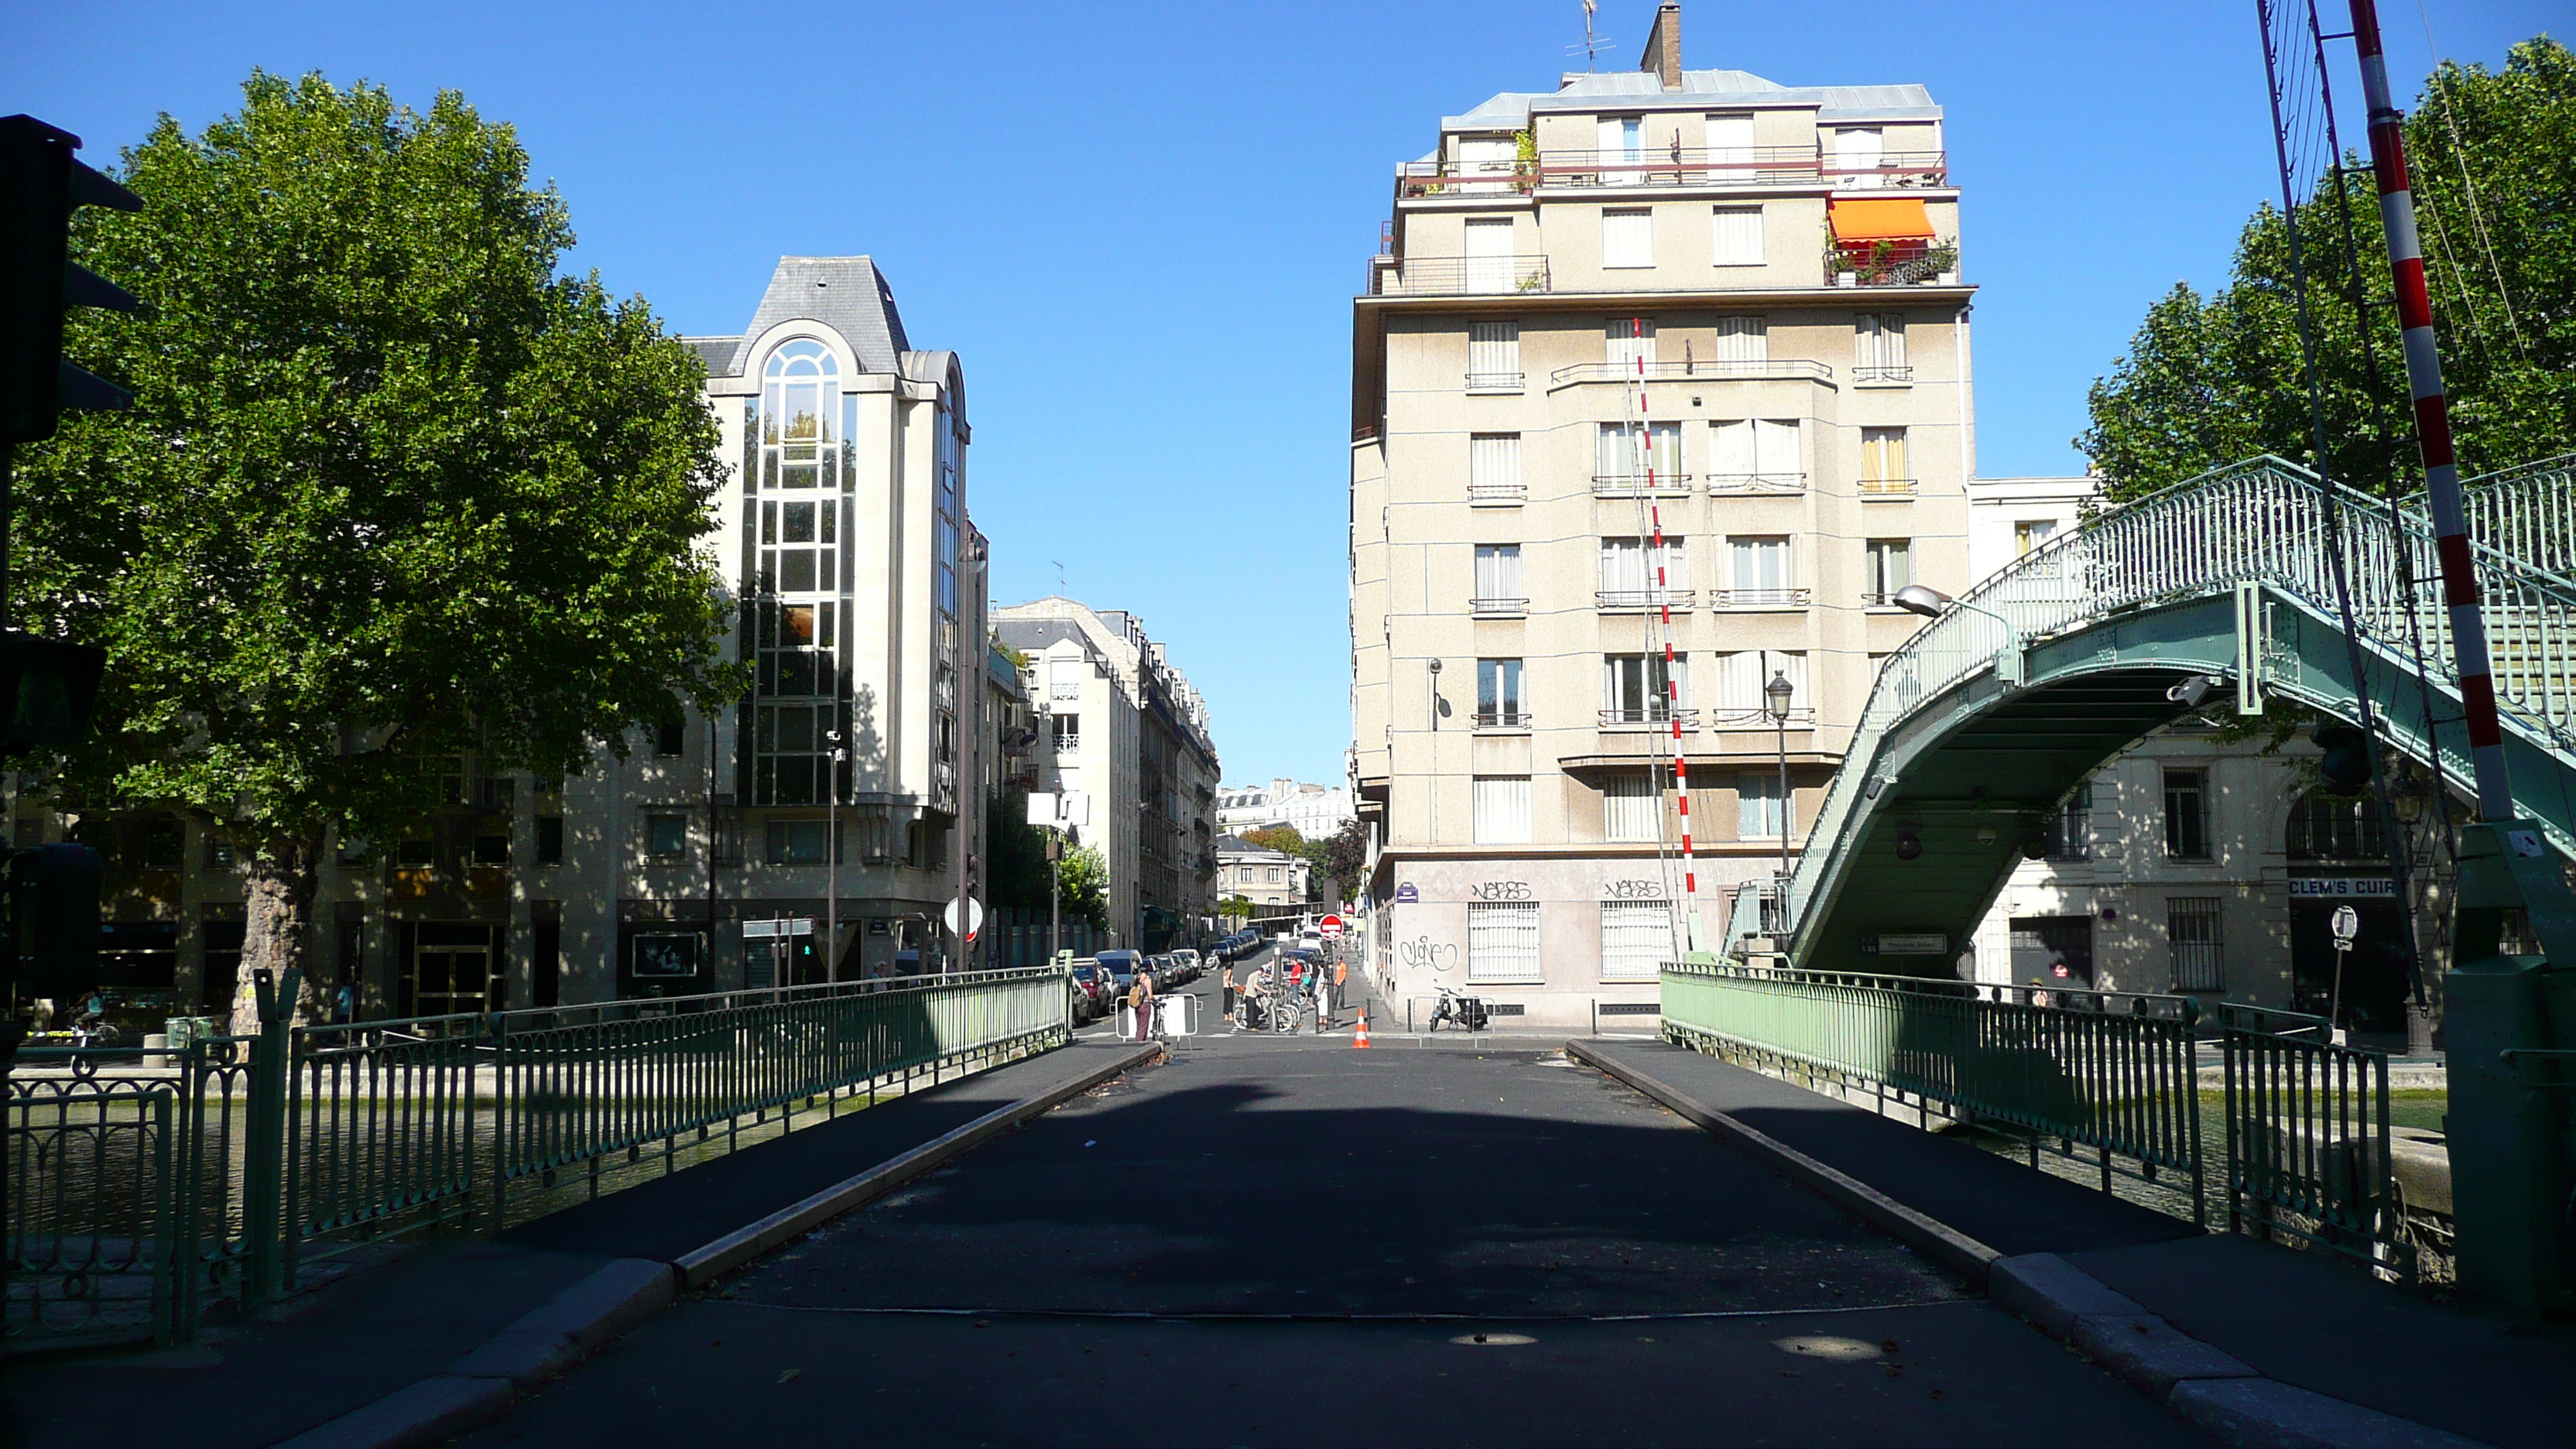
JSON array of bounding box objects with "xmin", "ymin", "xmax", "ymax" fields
[{"xmin": 1639, "ymin": 4, "xmax": 1682, "ymax": 91}]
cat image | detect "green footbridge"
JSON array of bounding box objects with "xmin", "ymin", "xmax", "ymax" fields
[{"xmin": 1725, "ymin": 454, "xmax": 2576, "ymax": 973}]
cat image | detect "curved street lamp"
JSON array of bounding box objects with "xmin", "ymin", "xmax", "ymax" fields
[{"xmin": 1893, "ymin": 584, "xmax": 2026, "ymax": 686}]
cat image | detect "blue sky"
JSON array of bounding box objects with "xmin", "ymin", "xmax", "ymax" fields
[{"xmin": 6, "ymin": 1, "xmax": 2557, "ymax": 788}]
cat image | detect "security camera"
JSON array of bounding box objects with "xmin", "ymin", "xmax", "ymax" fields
[{"xmin": 2167, "ymin": 675, "xmax": 2218, "ymax": 707}]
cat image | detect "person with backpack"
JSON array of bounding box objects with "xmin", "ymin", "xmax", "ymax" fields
[{"xmin": 1128, "ymin": 968, "xmax": 1158, "ymax": 1042}]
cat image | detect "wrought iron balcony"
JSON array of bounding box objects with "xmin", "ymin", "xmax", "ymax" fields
[
  {"xmin": 1598, "ymin": 707, "xmax": 1700, "ymax": 730},
  {"xmin": 1536, "ymin": 148, "xmax": 1950, "ymax": 190},
  {"xmin": 1858, "ymin": 478, "xmax": 1920, "ymax": 498},
  {"xmin": 1468, "ymin": 479, "xmax": 1527, "ymax": 503},
  {"xmin": 1395, "ymin": 159, "xmax": 1538, "ymax": 197},
  {"xmin": 1469, "ymin": 595, "xmax": 1527, "ymax": 617},
  {"xmin": 1472, "ymin": 708, "xmax": 1534, "ymax": 730},
  {"xmin": 1713, "ymin": 587, "xmax": 1811, "ymax": 609},
  {"xmin": 1853, "ymin": 365, "xmax": 1916, "ymax": 384},
  {"xmin": 1596, "ymin": 589, "xmax": 1696, "ymax": 612},
  {"xmin": 1550, "ymin": 359, "xmax": 1834, "ymax": 386},
  {"xmin": 1368, "ymin": 255, "xmax": 1551, "ymax": 296},
  {"xmin": 1464, "ymin": 370, "xmax": 1526, "ymax": 392},
  {"xmin": 1591, "ymin": 472, "xmax": 1692, "ymax": 498},
  {"xmin": 1828, "ymin": 238, "xmax": 1959, "ymax": 287},
  {"xmin": 1706, "ymin": 472, "xmax": 1807, "ymax": 496}
]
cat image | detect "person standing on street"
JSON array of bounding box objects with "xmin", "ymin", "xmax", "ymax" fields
[
  {"xmin": 1314, "ymin": 956, "xmax": 1334, "ymax": 1032},
  {"xmin": 1129, "ymin": 968, "xmax": 1158, "ymax": 1042},
  {"xmin": 1221, "ymin": 964, "xmax": 1238, "ymax": 1030}
]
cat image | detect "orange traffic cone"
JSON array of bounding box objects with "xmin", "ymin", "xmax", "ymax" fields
[{"xmin": 1352, "ymin": 1011, "xmax": 1371, "ymax": 1049}]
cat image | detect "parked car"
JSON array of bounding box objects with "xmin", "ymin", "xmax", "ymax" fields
[
  {"xmin": 1097, "ymin": 950, "xmax": 1144, "ymax": 995},
  {"xmin": 1067, "ymin": 959, "xmax": 1110, "ymax": 1021},
  {"xmin": 1170, "ymin": 948, "xmax": 1202, "ymax": 982}
]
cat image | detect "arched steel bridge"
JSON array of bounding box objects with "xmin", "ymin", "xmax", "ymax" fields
[{"xmin": 1732, "ymin": 454, "xmax": 2576, "ymax": 974}]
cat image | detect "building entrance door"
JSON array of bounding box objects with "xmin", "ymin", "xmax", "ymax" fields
[
  {"xmin": 406, "ymin": 924, "xmax": 499, "ymax": 1018},
  {"xmin": 2009, "ymin": 916, "xmax": 2094, "ymax": 986}
]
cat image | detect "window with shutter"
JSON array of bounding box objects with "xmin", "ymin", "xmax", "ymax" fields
[
  {"xmin": 1600, "ymin": 900, "xmax": 1673, "ymax": 978},
  {"xmin": 1602, "ymin": 776, "xmax": 1659, "ymax": 843},
  {"xmin": 1712, "ymin": 205, "xmax": 1763, "ymax": 265},
  {"xmin": 1712, "ymin": 316, "xmax": 1767, "ymax": 363},
  {"xmin": 1467, "ymin": 900, "xmax": 1542, "ymax": 982},
  {"xmin": 1467, "ymin": 321, "xmax": 1522, "ymax": 390},
  {"xmin": 1471, "ymin": 776, "xmax": 1533, "ymax": 844},
  {"xmin": 1604, "ymin": 207, "xmax": 1654, "ymax": 268}
]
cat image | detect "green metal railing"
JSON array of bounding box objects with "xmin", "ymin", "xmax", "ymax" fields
[
  {"xmin": 1663, "ymin": 963, "xmax": 2428, "ymax": 1272},
  {"xmin": 2220, "ymin": 1003, "xmax": 2417, "ymax": 1279},
  {"xmin": 1662, "ymin": 960, "xmax": 2204, "ymax": 1221},
  {"xmin": 6, "ymin": 964, "xmax": 1071, "ymax": 1350}
]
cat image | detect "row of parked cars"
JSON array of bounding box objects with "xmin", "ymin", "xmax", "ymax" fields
[
  {"xmin": 1063, "ymin": 947, "xmax": 1209, "ymax": 1024},
  {"xmin": 1210, "ymin": 931, "xmax": 1269, "ymax": 963}
]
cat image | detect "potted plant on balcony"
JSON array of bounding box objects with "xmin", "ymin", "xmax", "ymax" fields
[{"xmin": 1513, "ymin": 127, "xmax": 1537, "ymax": 193}]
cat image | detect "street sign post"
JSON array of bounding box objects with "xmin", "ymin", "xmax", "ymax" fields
[
  {"xmin": 1318, "ymin": 914, "xmax": 1344, "ymax": 939},
  {"xmin": 2328, "ymin": 904, "xmax": 2359, "ymax": 1046}
]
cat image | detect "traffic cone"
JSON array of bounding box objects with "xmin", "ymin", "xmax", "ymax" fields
[{"xmin": 1352, "ymin": 1011, "xmax": 1371, "ymax": 1049}]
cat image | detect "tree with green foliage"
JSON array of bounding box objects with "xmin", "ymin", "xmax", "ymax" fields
[
  {"xmin": 1055, "ymin": 844, "xmax": 1111, "ymax": 932},
  {"xmin": 2080, "ymin": 37, "xmax": 2575, "ymax": 501},
  {"xmin": 1242, "ymin": 825, "xmax": 1306, "ymax": 858},
  {"xmin": 12, "ymin": 74, "xmax": 738, "ymax": 1029},
  {"xmin": 1314, "ymin": 819, "xmax": 1368, "ymax": 903}
]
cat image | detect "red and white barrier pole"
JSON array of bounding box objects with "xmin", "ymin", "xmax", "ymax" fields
[{"xmin": 2348, "ymin": 0, "xmax": 2512, "ymax": 822}]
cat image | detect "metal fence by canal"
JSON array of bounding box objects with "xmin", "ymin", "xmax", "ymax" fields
[{"xmin": 6, "ymin": 964, "xmax": 1071, "ymax": 1351}]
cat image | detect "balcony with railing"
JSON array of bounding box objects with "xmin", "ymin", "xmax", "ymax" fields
[
  {"xmin": 1853, "ymin": 365, "xmax": 1915, "ymax": 384},
  {"xmin": 1533, "ymin": 148, "xmax": 1950, "ymax": 190},
  {"xmin": 1857, "ymin": 478, "xmax": 1919, "ymax": 498},
  {"xmin": 1706, "ymin": 472, "xmax": 1807, "ymax": 497},
  {"xmin": 1598, "ymin": 706, "xmax": 1701, "ymax": 731},
  {"xmin": 1468, "ymin": 479, "xmax": 1527, "ymax": 504},
  {"xmin": 1395, "ymin": 159, "xmax": 1538, "ymax": 198},
  {"xmin": 1596, "ymin": 589, "xmax": 1696, "ymax": 612},
  {"xmin": 1828, "ymin": 238, "xmax": 1959, "ymax": 287},
  {"xmin": 1712, "ymin": 587, "xmax": 1811, "ymax": 609},
  {"xmin": 1464, "ymin": 370, "xmax": 1526, "ymax": 393},
  {"xmin": 1551, "ymin": 359, "xmax": 1834, "ymax": 387},
  {"xmin": 1368, "ymin": 254, "xmax": 1550, "ymax": 296},
  {"xmin": 1469, "ymin": 596, "xmax": 1528, "ymax": 618},
  {"xmin": 1472, "ymin": 708, "xmax": 1534, "ymax": 731},
  {"xmin": 1591, "ymin": 472, "xmax": 1692, "ymax": 498}
]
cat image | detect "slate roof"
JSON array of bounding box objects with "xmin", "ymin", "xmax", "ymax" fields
[
  {"xmin": 687, "ymin": 256, "xmax": 913, "ymax": 379},
  {"xmin": 1441, "ymin": 67, "xmax": 1937, "ymax": 132}
]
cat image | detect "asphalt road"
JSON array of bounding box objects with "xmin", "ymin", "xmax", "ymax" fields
[{"xmin": 454, "ymin": 968, "xmax": 2204, "ymax": 1448}]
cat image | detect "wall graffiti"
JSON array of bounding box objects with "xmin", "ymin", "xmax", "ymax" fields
[{"xmin": 1396, "ymin": 935, "xmax": 1460, "ymax": 975}]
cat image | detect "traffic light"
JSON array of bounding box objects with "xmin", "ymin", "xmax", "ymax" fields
[
  {"xmin": 5, "ymin": 842, "xmax": 102, "ymax": 997},
  {"xmin": 1, "ymin": 114, "xmax": 141, "ymax": 446},
  {"xmin": 2314, "ymin": 723, "xmax": 2372, "ymax": 793}
]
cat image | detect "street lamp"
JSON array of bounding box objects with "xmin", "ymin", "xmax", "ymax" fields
[
  {"xmin": 1764, "ymin": 670, "xmax": 1796, "ymax": 893},
  {"xmin": 824, "ymin": 728, "xmax": 846, "ymax": 984},
  {"xmin": 1893, "ymin": 584, "xmax": 2025, "ymax": 685}
]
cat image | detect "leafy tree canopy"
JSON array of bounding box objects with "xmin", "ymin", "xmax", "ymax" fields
[
  {"xmin": 15, "ymin": 74, "xmax": 738, "ymax": 1022},
  {"xmin": 2079, "ymin": 37, "xmax": 2575, "ymax": 501}
]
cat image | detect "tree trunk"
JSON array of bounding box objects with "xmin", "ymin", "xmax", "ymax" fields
[{"xmin": 231, "ymin": 834, "xmax": 324, "ymax": 1035}]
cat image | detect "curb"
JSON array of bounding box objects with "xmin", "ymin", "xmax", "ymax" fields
[
  {"xmin": 1564, "ymin": 1039, "xmax": 2002, "ymax": 1288},
  {"xmin": 267, "ymin": 1042, "xmax": 1160, "ymax": 1449},
  {"xmin": 1564, "ymin": 1040, "xmax": 2499, "ymax": 1449}
]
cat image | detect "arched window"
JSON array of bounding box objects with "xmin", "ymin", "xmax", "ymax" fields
[
  {"xmin": 749, "ymin": 339, "xmax": 851, "ymax": 808},
  {"xmin": 2287, "ymin": 789, "xmax": 2382, "ymax": 861}
]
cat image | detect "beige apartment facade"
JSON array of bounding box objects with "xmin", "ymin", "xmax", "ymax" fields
[{"xmin": 1349, "ymin": 7, "xmax": 1968, "ymax": 1028}]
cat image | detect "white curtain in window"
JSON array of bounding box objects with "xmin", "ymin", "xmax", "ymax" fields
[
  {"xmin": 1709, "ymin": 420, "xmax": 1753, "ymax": 478},
  {"xmin": 1738, "ymin": 772, "xmax": 1789, "ymax": 838},
  {"xmin": 1713, "ymin": 316, "xmax": 1768, "ymax": 363},
  {"xmin": 1467, "ymin": 900, "xmax": 1542, "ymax": 982},
  {"xmin": 1731, "ymin": 536, "xmax": 1791, "ymax": 591},
  {"xmin": 1595, "ymin": 422, "xmax": 1679, "ymax": 480},
  {"xmin": 1469, "ymin": 434, "xmax": 1522, "ymax": 494},
  {"xmin": 1715, "ymin": 651, "xmax": 1804, "ymax": 718},
  {"xmin": 1857, "ymin": 313, "xmax": 1906, "ymax": 371},
  {"xmin": 1835, "ymin": 127, "xmax": 1885, "ymax": 187},
  {"xmin": 1600, "ymin": 538, "xmax": 1646, "ymax": 593},
  {"xmin": 1600, "ymin": 899, "xmax": 1673, "ymax": 978},
  {"xmin": 1754, "ymin": 418, "xmax": 1801, "ymax": 477},
  {"xmin": 1468, "ymin": 321, "xmax": 1520, "ymax": 382},
  {"xmin": 1704, "ymin": 112, "xmax": 1756, "ymax": 173},
  {"xmin": 1474, "ymin": 543, "xmax": 1522, "ymax": 600},
  {"xmin": 1602, "ymin": 776, "xmax": 1659, "ymax": 843},
  {"xmin": 1605, "ymin": 319, "xmax": 1658, "ymax": 366},
  {"xmin": 1471, "ymin": 776, "xmax": 1533, "ymax": 844},
  {"xmin": 1603, "ymin": 208, "xmax": 1654, "ymax": 268},
  {"xmin": 1712, "ymin": 205, "xmax": 1763, "ymax": 265},
  {"xmin": 1464, "ymin": 217, "xmax": 1516, "ymax": 292}
]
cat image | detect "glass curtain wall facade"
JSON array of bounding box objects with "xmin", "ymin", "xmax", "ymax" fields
[{"xmin": 744, "ymin": 339, "xmax": 855, "ymax": 807}]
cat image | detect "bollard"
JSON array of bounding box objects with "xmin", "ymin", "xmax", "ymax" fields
[{"xmin": 2441, "ymin": 821, "xmax": 2576, "ymax": 1314}]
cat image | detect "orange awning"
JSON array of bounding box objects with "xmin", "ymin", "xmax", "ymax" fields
[{"xmin": 1828, "ymin": 198, "xmax": 1934, "ymax": 243}]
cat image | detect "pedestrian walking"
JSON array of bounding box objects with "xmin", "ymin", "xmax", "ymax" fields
[{"xmin": 1129, "ymin": 968, "xmax": 1158, "ymax": 1041}]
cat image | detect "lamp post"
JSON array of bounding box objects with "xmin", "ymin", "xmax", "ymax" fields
[
  {"xmin": 1764, "ymin": 669, "xmax": 1796, "ymax": 899},
  {"xmin": 1893, "ymin": 584, "xmax": 2024, "ymax": 686},
  {"xmin": 824, "ymin": 728, "xmax": 844, "ymax": 984}
]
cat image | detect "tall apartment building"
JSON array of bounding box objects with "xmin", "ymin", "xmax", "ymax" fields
[
  {"xmin": 995, "ymin": 598, "xmax": 1221, "ymax": 949},
  {"xmin": 1348, "ymin": 5, "xmax": 1971, "ymax": 1027},
  {"xmin": 22, "ymin": 256, "xmax": 991, "ymax": 1027}
]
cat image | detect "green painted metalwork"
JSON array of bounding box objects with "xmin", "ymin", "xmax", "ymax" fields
[
  {"xmin": 5, "ymin": 964, "xmax": 1070, "ymax": 1350},
  {"xmin": 1661, "ymin": 960, "xmax": 2204, "ymax": 1225},
  {"xmin": 2220, "ymin": 1002, "xmax": 2416, "ymax": 1280}
]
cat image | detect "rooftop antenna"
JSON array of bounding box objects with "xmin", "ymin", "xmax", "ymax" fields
[
  {"xmin": 1569, "ymin": 0, "xmax": 1602, "ymax": 70},
  {"xmin": 1050, "ymin": 559, "xmax": 1067, "ymax": 594}
]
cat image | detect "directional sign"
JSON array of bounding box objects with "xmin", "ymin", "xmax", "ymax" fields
[
  {"xmin": 742, "ymin": 916, "xmax": 814, "ymax": 940},
  {"xmin": 2331, "ymin": 904, "xmax": 2359, "ymax": 947},
  {"xmin": 944, "ymin": 896, "xmax": 986, "ymax": 941},
  {"xmin": 1318, "ymin": 914, "xmax": 1345, "ymax": 939}
]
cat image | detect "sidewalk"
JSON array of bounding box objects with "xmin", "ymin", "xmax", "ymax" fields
[
  {"xmin": 1, "ymin": 1037, "xmax": 1156, "ymax": 1449},
  {"xmin": 1574, "ymin": 1038, "xmax": 2574, "ymax": 1449}
]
